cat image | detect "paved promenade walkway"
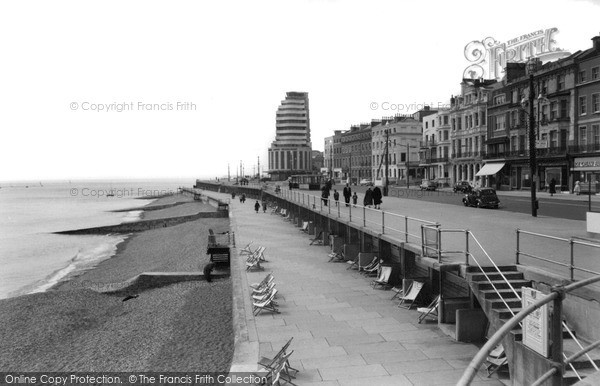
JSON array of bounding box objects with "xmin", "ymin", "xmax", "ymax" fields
[{"xmin": 219, "ymin": 192, "xmax": 504, "ymax": 386}]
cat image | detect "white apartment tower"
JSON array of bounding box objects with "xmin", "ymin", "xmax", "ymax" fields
[{"xmin": 268, "ymin": 92, "xmax": 313, "ymax": 180}]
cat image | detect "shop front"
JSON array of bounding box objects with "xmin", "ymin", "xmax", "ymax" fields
[{"xmin": 571, "ymin": 156, "xmax": 600, "ymax": 194}]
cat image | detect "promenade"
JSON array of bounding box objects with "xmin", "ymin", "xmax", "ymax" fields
[{"xmin": 218, "ymin": 191, "xmax": 504, "ymax": 385}]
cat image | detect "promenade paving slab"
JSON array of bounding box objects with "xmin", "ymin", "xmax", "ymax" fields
[{"xmin": 214, "ymin": 190, "xmax": 498, "ymax": 385}]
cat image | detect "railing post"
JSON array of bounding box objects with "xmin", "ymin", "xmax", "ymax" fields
[
  {"xmin": 570, "ymin": 238, "xmax": 575, "ymax": 281},
  {"xmin": 516, "ymin": 229, "xmax": 520, "ymax": 265},
  {"xmin": 349, "ymin": 203, "xmax": 352, "ymax": 222},
  {"xmin": 382, "ymin": 211, "xmax": 385, "ymax": 234},
  {"xmin": 405, "ymin": 216, "xmax": 408, "ymax": 243},
  {"xmin": 328, "ymin": 200, "xmax": 331, "ymax": 214},
  {"xmin": 551, "ymin": 292, "xmax": 565, "ymax": 384},
  {"xmin": 363, "ymin": 206, "xmax": 366, "ymax": 227},
  {"xmin": 303, "ymin": 193, "xmax": 305, "ymax": 206},
  {"xmin": 437, "ymin": 226, "xmax": 442, "ymax": 263},
  {"xmin": 337, "ymin": 203, "xmax": 340, "ymax": 218},
  {"xmin": 320, "ymin": 197, "xmax": 322, "ymax": 212},
  {"xmin": 465, "ymin": 230, "xmax": 470, "ymax": 265}
]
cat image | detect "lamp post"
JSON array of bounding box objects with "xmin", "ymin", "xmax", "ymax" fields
[
  {"xmin": 384, "ymin": 129, "xmax": 390, "ymax": 196},
  {"xmin": 527, "ymin": 58, "xmax": 538, "ymax": 217}
]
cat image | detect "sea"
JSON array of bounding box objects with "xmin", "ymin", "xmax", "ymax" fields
[{"xmin": 0, "ymin": 179, "xmax": 191, "ymax": 300}]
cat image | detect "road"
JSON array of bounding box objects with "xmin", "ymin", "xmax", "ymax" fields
[{"xmin": 317, "ymin": 185, "xmax": 599, "ymax": 221}]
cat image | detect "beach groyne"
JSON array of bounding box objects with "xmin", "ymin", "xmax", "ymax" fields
[
  {"xmin": 110, "ymin": 201, "xmax": 187, "ymax": 212},
  {"xmin": 55, "ymin": 211, "xmax": 228, "ymax": 235}
]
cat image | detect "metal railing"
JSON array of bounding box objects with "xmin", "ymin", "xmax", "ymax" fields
[
  {"xmin": 458, "ymin": 276, "xmax": 600, "ymax": 386},
  {"xmin": 277, "ymin": 188, "xmax": 437, "ymax": 245},
  {"xmin": 516, "ymin": 229, "xmax": 600, "ymax": 280}
]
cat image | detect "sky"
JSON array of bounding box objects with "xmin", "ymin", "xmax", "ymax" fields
[{"xmin": 1, "ymin": 0, "xmax": 599, "ymax": 181}]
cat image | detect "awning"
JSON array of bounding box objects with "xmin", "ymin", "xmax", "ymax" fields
[{"xmin": 476, "ymin": 162, "xmax": 506, "ymax": 176}]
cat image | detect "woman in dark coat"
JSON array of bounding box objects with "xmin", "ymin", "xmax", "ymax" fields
[
  {"xmin": 363, "ymin": 187, "xmax": 373, "ymax": 207},
  {"xmin": 372, "ymin": 186, "xmax": 382, "ymax": 209},
  {"xmin": 549, "ymin": 178, "xmax": 556, "ymax": 197}
]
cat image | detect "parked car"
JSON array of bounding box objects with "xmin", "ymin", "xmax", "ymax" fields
[
  {"xmin": 434, "ymin": 177, "xmax": 451, "ymax": 188},
  {"xmin": 453, "ymin": 181, "xmax": 473, "ymax": 193},
  {"xmin": 419, "ymin": 180, "xmax": 438, "ymax": 191},
  {"xmin": 462, "ymin": 188, "xmax": 500, "ymax": 209},
  {"xmin": 359, "ymin": 178, "xmax": 373, "ymax": 186}
]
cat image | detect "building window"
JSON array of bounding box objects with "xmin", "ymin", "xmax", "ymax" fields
[
  {"xmin": 550, "ymin": 131, "xmax": 557, "ymax": 148},
  {"xmin": 579, "ymin": 126, "xmax": 587, "ymax": 146},
  {"xmin": 579, "ymin": 70, "xmax": 587, "ymax": 83},
  {"xmin": 425, "ymin": 122, "xmax": 428, "ymax": 129},
  {"xmin": 560, "ymin": 100, "xmax": 569, "ymax": 118},
  {"xmin": 593, "ymin": 93, "xmax": 600, "ymax": 113},
  {"xmin": 494, "ymin": 94, "xmax": 506, "ymax": 105},
  {"xmin": 593, "ymin": 67, "xmax": 599, "ymax": 80},
  {"xmin": 444, "ymin": 116, "xmax": 449, "ymax": 125},
  {"xmin": 510, "ymin": 110, "xmax": 517, "ymax": 128},
  {"xmin": 593, "ymin": 125, "xmax": 600, "ymax": 148},
  {"xmin": 452, "ymin": 118, "xmax": 455, "ymax": 131},
  {"xmin": 541, "ymin": 105, "xmax": 548, "ymax": 123},
  {"xmin": 443, "ymin": 130, "xmax": 448, "ymax": 141},
  {"xmin": 550, "ymin": 101, "xmax": 558, "ymax": 120},
  {"xmin": 557, "ymin": 74, "xmax": 565, "ymax": 91},
  {"xmin": 511, "ymin": 136, "xmax": 517, "ymax": 152},
  {"xmin": 474, "ymin": 112, "xmax": 479, "ymax": 126},
  {"xmin": 519, "ymin": 135, "xmax": 525, "ymax": 151},
  {"xmin": 458, "ymin": 117, "xmax": 462, "ymax": 130},
  {"xmin": 495, "ymin": 115, "xmax": 506, "ymax": 131},
  {"xmin": 541, "ymin": 79, "xmax": 548, "ymax": 95},
  {"xmin": 481, "ymin": 111, "xmax": 486, "ymax": 125},
  {"xmin": 393, "ymin": 153, "xmax": 396, "ymax": 163},
  {"xmin": 579, "ymin": 96, "xmax": 587, "ymax": 116},
  {"xmin": 400, "ymin": 153, "xmax": 406, "ymax": 162}
]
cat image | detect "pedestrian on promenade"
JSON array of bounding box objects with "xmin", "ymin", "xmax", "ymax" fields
[
  {"xmin": 352, "ymin": 192, "xmax": 358, "ymax": 207},
  {"xmin": 364, "ymin": 187, "xmax": 373, "ymax": 208},
  {"xmin": 549, "ymin": 178, "xmax": 556, "ymax": 197},
  {"xmin": 333, "ymin": 189, "xmax": 340, "ymax": 207},
  {"xmin": 372, "ymin": 186, "xmax": 382, "ymax": 209},
  {"xmin": 262, "ymin": 201, "xmax": 267, "ymax": 213},
  {"xmin": 254, "ymin": 200, "xmax": 260, "ymax": 213},
  {"xmin": 321, "ymin": 185, "xmax": 330, "ymax": 206},
  {"xmin": 343, "ymin": 184, "xmax": 352, "ymax": 207},
  {"xmin": 574, "ymin": 181, "xmax": 581, "ymax": 195},
  {"xmin": 242, "ymin": 193, "xmax": 246, "ymax": 203}
]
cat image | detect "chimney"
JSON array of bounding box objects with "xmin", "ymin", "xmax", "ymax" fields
[{"xmin": 593, "ymin": 34, "xmax": 600, "ymax": 50}]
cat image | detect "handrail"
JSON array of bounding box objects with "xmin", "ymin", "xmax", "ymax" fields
[
  {"xmin": 516, "ymin": 228, "xmax": 600, "ymax": 280},
  {"xmin": 532, "ymin": 339, "xmax": 600, "ymax": 386},
  {"xmin": 457, "ymin": 276, "xmax": 600, "ymax": 386}
]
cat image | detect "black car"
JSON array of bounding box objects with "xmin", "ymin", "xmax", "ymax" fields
[
  {"xmin": 453, "ymin": 181, "xmax": 472, "ymax": 193},
  {"xmin": 462, "ymin": 188, "xmax": 500, "ymax": 209}
]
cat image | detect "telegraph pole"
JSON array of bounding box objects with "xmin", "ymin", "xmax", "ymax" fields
[
  {"xmin": 257, "ymin": 156, "xmax": 260, "ymax": 179},
  {"xmin": 384, "ymin": 129, "xmax": 389, "ymax": 196},
  {"xmin": 406, "ymin": 142, "xmax": 410, "ymax": 189},
  {"xmin": 228, "ymin": 163, "xmax": 230, "ymax": 181}
]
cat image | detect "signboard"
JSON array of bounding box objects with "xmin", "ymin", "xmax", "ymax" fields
[
  {"xmin": 463, "ymin": 28, "xmax": 570, "ymax": 80},
  {"xmin": 522, "ymin": 287, "xmax": 549, "ymax": 357},
  {"xmin": 573, "ymin": 157, "xmax": 600, "ymax": 171},
  {"xmin": 535, "ymin": 139, "xmax": 548, "ymax": 149}
]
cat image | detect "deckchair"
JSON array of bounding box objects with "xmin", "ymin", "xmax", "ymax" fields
[
  {"xmin": 361, "ymin": 261, "xmax": 380, "ymax": 277},
  {"xmin": 417, "ymin": 295, "xmax": 440, "ymax": 323},
  {"xmin": 240, "ymin": 241, "xmax": 254, "ymax": 255},
  {"xmin": 299, "ymin": 221, "xmax": 309, "ymax": 233},
  {"xmin": 255, "ymin": 246, "xmax": 267, "ymax": 262},
  {"xmin": 253, "ymin": 281, "xmax": 276, "ymax": 298},
  {"xmin": 391, "ymin": 278, "xmax": 412, "ymax": 300},
  {"xmin": 328, "ymin": 250, "xmax": 345, "ymax": 263},
  {"xmin": 485, "ymin": 344, "xmax": 508, "ymax": 377},
  {"xmin": 258, "ymin": 337, "xmax": 299, "ymax": 380},
  {"xmin": 250, "ymin": 273, "xmax": 274, "ymax": 290},
  {"xmin": 270, "ymin": 206, "xmax": 279, "ymax": 215},
  {"xmin": 253, "ymin": 289, "xmax": 279, "ymax": 315},
  {"xmin": 253, "ymin": 286, "xmax": 278, "ymax": 305},
  {"xmin": 259, "ymin": 350, "xmax": 296, "ymax": 386},
  {"xmin": 246, "ymin": 253, "xmax": 263, "ymax": 271},
  {"xmin": 371, "ymin": 266, "xmax": 393, "ymax": 289},
  {"xmin": 398, "ymin": 281, "xmax": 424, "ymax": 309},
  {"xmin": 309, "ymin": 231, "xmax": 323, "ymax": 245},
  {"xmin": 360, "ymin": 256, "xmax": 379, "ymax": 274},
  {"xmin": 346, "ymin": 256, "xmax": 358, "ymax": 270}
]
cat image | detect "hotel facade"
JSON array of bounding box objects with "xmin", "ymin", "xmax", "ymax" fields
[{"xmin": 268, "ymin": 92, "xmax": 313, "ymax": 181}]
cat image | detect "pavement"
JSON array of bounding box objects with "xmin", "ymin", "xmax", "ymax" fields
[{"xmin": 220, "ymin": 192, "xmax": 505, "ymax": 385}]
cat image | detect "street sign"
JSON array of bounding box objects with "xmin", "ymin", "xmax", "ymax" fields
[{"xmin": 522, "ymin": 287, "xmax": 549, "ymax": 357}]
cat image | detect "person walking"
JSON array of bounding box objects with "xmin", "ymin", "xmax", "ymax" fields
[
  {"xmin": 241, "ymin": 193, "xmax": 246, "ymax": 203},
  {"xmin": 574, "ymin": 181, "xmax": 581, "ymax": 195},
  {"xmin": 321, "ymin": 185, "xmax": 330, "ymax": 206},
  {"xmin": 549, "ymin": 178, "xmax": 556, "ymax": 197},
  {"xmin": 333, "ymin": 189, "xmax": 340, "ymax": 207},
  {"xmin": 352, "ymin": 191, "xmax": 358, "ymax": 207},
  {"xmin": 364, "ymin": 187, "xmax": 373, "ymax": 208},
  {"xmin": 254, "ymin": 200, "xmax": 260, "ymax": 213},
  {"xmin": 262, "ymin": 201, "xmax": 267, "ymax": 213},
  {"xmin": 343, "ymin": 183, "xmax": 352, "ymax": 207},
  {"xmin": 372, "ymin": 186, "xmax": 382, "ymax": 209}
]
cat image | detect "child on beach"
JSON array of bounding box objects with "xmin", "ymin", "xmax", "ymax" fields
[{"xmin": 254, "ymin": 201, "xmax": 260, "ymax": 213}]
